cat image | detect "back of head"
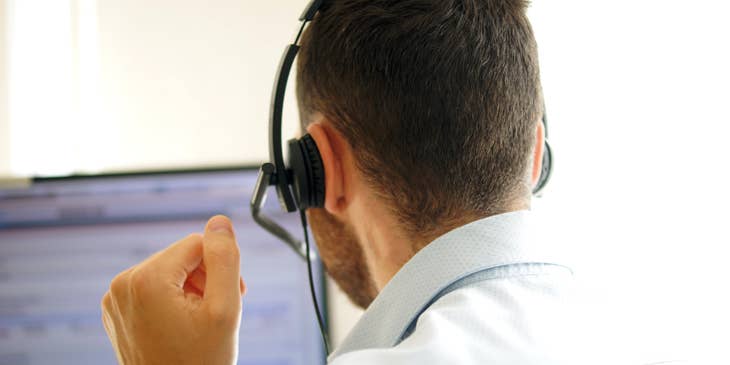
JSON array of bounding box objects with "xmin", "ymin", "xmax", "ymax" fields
[{"xmin": 297, "ymin": 0, "xmax": 543, "ymax": 240}]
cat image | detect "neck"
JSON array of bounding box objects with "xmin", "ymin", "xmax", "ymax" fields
[
  {"xmin": 347, "ymin": 196, "xmax": 413, "ymax": 290},
  {"xmin": 350, "ymin": 197, "xmax": 533, "ymax": 291}
]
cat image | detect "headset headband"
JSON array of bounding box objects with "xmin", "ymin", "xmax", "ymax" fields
[{"xmin": 251, "ymin": 0, "xmax": 323, "ymax": 260}]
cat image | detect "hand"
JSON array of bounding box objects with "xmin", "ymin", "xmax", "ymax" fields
[{"xmin": 101, "ymin": 215, "xmax": 246, "ymax": 365}]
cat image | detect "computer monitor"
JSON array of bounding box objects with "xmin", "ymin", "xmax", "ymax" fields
[{"xmin": 0, "ymin": 167, "xmax": 326, "ymax": 365}]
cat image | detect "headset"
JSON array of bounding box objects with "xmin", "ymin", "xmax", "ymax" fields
[{"xmin": 250, "ymin": 0, "xmax": 553, "ymax": 355}]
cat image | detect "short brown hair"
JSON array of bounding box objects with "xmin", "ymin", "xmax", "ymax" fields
[{"xmin": 297, "ymin": 0, "xmax": 543, "ymax": 238}]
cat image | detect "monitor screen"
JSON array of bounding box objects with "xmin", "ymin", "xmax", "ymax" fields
[{"xmin": 0, "ymin": 168, "xmax": 326, "ymax": 365}]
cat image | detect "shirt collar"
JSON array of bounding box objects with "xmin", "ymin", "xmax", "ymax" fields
[{"xmin": 329, "ymin": 209, "xmax": 566, "ymax": 361}]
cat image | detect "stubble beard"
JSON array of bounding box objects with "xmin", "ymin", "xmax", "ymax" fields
[{"xmin": 307, "ymin": 208, "xmax": 378, "ymax": 309}]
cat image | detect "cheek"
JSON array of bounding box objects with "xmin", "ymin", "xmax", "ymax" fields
[
  {"xmin": 308, "ymin": 209, "xmax": 355, "ymax": 266},
  {"xmin": 308, "ymin": 209, "xmax": 377, "ymax": 309}
]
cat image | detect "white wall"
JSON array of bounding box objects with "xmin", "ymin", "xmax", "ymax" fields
[
  {"xmin": 92, "ymin": 0, "xmax": 300, "ymax": 172},
  {"xmin": 529, "ymin": 1, "xmax": 729, "ymax": 362},
  {"xmin": 2, "ymin": 0, "xmax": 305, "ymax": 176}
]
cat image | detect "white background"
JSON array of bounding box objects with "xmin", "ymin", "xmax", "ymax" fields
[{"xmin": 2, "ymin": 1, "xmax": 729, "ymax": 362}]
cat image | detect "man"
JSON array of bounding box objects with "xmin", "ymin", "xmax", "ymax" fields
[{"xmin": 102, "ymin": 1, "xmax": 575, "ymax": 364}]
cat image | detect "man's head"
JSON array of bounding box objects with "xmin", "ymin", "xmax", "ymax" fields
[{"xmin": 296, "ymin": 0, "xmax": 545, "ymax": 308}]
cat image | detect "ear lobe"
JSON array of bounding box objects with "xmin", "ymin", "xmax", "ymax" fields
[
  {"xmin": 531, "ymin": 121, "xmax": 546, "ymax": 188},
  {"xmin": 306, "ymin": 123, "xmax": 345, "ymax": 215}
]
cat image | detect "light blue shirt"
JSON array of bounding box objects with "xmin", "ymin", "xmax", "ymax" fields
[{"xmin": 329, "ymin": 210, "xmax": 577, "ymax": 364}]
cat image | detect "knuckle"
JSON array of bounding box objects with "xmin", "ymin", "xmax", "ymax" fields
[
  {"xmin": 186, "ymin": 233, "xmax": 203, "ymax": 242},
  {"xmin": 101, "ymin": 291, "xmax": 112, "ymax": 311},
  {"xmin": 128, "ymin": 268, "xmax": 148, "ymax": 296},
  {"xmin": 109, "ymin": 272, "xmax": 129, "ymax": 296}
]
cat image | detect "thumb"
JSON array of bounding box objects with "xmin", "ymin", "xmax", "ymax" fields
[{"xmin": 202, "ymin": 215, "xmax": 241, "ymax": 308}]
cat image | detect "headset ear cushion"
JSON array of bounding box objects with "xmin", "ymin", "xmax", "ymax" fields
[{"xmin": 300, "ymin": 134, "xmax": 326, "ymax": 208}]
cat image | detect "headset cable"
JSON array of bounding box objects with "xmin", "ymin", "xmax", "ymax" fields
[{"xmin": 299, "ymin": 210, "xmax": 331, "ymax": 356}]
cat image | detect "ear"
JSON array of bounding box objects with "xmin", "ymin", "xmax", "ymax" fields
[
  {"xmin": 306, "ymin": 121, "xmax": 350, "ymax": 216},
  {"xmin": 530, "ymin": 120, "xmax": 546, "ymax": 188}
]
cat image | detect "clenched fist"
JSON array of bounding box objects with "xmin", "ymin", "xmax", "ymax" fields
[{"xmin": 101, "ymin": 215, "xmax": 246, "ymax": 365}]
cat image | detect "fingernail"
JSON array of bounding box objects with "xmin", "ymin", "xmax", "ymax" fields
[{"xmin": 208, "ymin": 215, "xmax": 232, "ymax": 234}]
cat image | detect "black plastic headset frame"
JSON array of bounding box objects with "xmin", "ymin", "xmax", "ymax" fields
[{"xmin": 251, "ymin": 0, "xmax": 323, "ymax": 261}]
